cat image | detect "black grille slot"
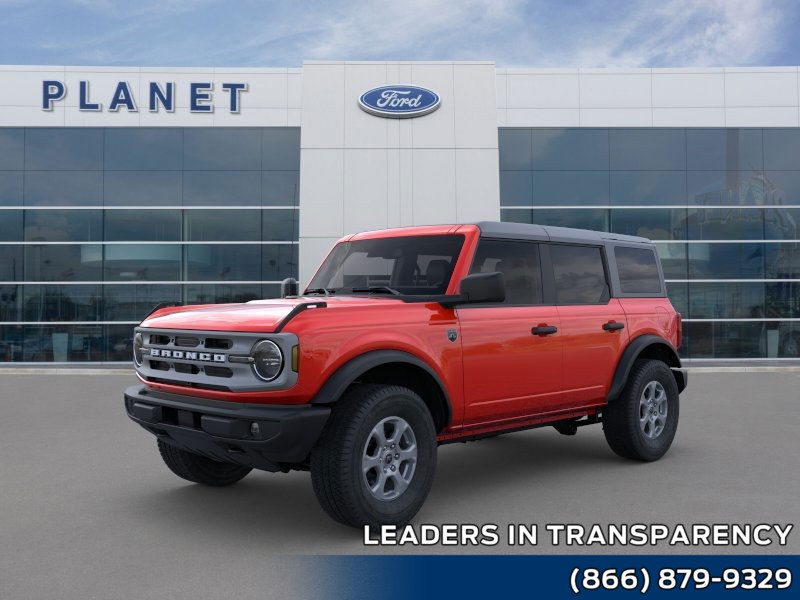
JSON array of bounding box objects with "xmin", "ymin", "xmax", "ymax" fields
[
  {"xmin": 149, "ymin": 334, "xmax": 171, "ymax": 345},
  {"xmin": 149, "ymin": 360, "xmax": 170, "ymax": 371},
  {"xmin": 174, "ymin": 362, "xmax": 200, "ymax": 375},
  {"xmin": 146, "ymin": 376, "xmax": 231, "ymax": 392},
  {"xmin": 174, "ymin": 336, "xmax": 200, "ymax": 347},
  {"xmin": 205, "ymin": 337, "xmax": 233, "ymax": 350},
  {"xmin": 204, "ymin": 366, "xmax": 233, "ymax": 378}
]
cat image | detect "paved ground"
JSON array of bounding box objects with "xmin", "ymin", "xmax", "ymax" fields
[{"xmin": 1, "ymin": 371, "xmax": 799, "ymax": 598}]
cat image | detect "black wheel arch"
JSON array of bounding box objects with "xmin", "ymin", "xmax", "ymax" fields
[
  {"xmin": 607, "ymin": 334, "xmax": 686, "ymax": 402},
  {"xmin": 310, "ymin": 349, "xmax": 452, "ymax": 432}
]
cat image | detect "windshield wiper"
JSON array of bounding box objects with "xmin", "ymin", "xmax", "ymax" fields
[
  {"xmin": 304, "ymin": 287, "xmax": 335, "ymax": 296},
  {"xmin": 349, "ymin": 286, "xmax": 401, "ymax": 295}
]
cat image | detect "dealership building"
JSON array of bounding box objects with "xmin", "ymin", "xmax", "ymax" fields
[{"xmin": 1, "ymin": 61, "xmax": 799, "ymax": 363}]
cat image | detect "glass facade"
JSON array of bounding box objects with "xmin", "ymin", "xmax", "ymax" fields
[
  {"xmin": 500, "ymin": 127, "xmax": 800, "ymax": 359},
  {"xmin": 0, "ymin": 127, "xmax": 299, "ymax": 363}
]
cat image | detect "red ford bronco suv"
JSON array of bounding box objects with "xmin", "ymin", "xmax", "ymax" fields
[{"xmin": 125, "ymin": 222, "xmax": 687, "ymax": 528}]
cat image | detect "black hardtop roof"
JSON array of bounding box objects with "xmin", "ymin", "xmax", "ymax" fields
[{"xmin": 473, "ymin": 221, "xmax": 651, "ymax": 245}]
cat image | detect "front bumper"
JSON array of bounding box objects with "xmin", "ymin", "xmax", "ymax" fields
[{"xmin": 124, "ymin": 385, "xmax": 330, "ymax": 472}]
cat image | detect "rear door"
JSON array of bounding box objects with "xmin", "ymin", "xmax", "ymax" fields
[
  {"xmin": 547, "ymin": 243, "xmax": 629, "ymax": 407},
  {"xmin": 458, "ymin": 239, "xmax": 563, "ymax": 426}
]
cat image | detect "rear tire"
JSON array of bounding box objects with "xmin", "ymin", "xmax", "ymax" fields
[
  {"xmin": 603, "ymin": 359, "xmax": 679, "ymax": 461},
  {"xmin": 157, "ymin": 439, "xmax": 252, "ymax": 486},
  {"xmin": 310, "ymin": 384, "xmax": 437, "ymax": 528}
]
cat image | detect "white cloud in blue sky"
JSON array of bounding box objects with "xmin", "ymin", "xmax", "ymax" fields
[{"xmin": 0, "ymin": 0, "xmax": 797, "ymax": 67}]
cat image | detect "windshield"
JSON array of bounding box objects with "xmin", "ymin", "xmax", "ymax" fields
[{"xmin": 307, "ymin": 234, "xmax": 465, "ymax": 296}]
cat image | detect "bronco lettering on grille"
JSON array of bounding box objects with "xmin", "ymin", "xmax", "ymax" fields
[{"xmin": 149, "ymin": 348, "xmax": 226, "ymax": 362}]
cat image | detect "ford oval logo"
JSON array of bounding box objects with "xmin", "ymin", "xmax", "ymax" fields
[{"xmin": 358, "ymin": 85, "xmax": 440, "ymax": 118}]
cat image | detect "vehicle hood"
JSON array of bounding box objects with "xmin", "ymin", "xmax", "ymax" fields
[{"xmin": 139, "ymin": 296, "xmax": 405, "ymax": 333}]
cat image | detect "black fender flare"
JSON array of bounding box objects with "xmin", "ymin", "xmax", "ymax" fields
[
  {"xmin": 606, "ymin": 334, "xmax": 685, "ymax": 402},
  {"xmin": 310, "ymin": 349, "xmax": 453, "ymax": 425}
]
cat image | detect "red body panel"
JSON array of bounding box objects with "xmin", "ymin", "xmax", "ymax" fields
[{"xmin": 137, "ymin": 224, "xmax": 681, "ymax": 440}]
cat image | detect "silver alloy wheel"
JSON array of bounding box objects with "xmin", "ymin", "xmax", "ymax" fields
[
  {"xmin": 362, "ymin": 416, "xmax": 418, "ymax": 501},
  {"xmin": 639, "ymin": 380, "xmax": 668, "ymax": 439}
]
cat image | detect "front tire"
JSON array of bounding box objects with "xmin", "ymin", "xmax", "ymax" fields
[
  {"xmin": 310, "ymin": 384, "xmax": 437, "ymax": 528},
  {"xmin": 157, "ymin": 439, "xmax": 252, "ymax": 486},
  {"xmin": 603, "ymin": 359, "xmax": 679, "ymax": 461}
]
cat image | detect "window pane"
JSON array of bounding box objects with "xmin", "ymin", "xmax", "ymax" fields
[
  {"xmin": 0, "ymin": 325, "xmax": 23, "ymax": 360},
  {"xmin": 183, "ymin": 171, "xmax": 260, "ymax": 206},
  {"xmin": 22, "ymin": 284, "xmax": 101, "ymax": 321},
  {"xmin": 610, "ymin": 129, "xmax": 685, "ymax": 170},
  {"xmin": 185, "ymin": 284, "xmax": 263, "ymax": 305},
  {"xmin": 105, "ymin": 324, "xmax": 136, "ymax": 361},
  {"xmin": 499, "ymin": 171, "xmax": 532, "ymax": 206},
  {"xmin": 766, "ymin": 282, "xmax": 800, "ymax": 318},
  {"xmin": 0, "ymin": 171, "xmax": 23, "ymax": 205},
  {"xmin": 25, "ymin": 210, "xmax": 102, "ymax": 242},
  {"xmin": 688, "ymin": 243, "xmax": 764, "ymax": 279},
  {"xmin": 263, "ymin": 244, "xmax": 298, "ymax": 280},
  {"xmin": 0, "ymin": 210, "xmax": 22, "ymax": 241},
  {"xmin": 711, "ymin": 322, "xmax": 766, "ymax": 358},
  {"xmin": 529, "ymin": 208, "xmax": 608, "ymax": 231},
  {"xmin": 764, "ymin": 208, "xmax": 800, "ymax": 240},
  {"xmin": 533, "ymin": 171, "xmax": 609, "ymax": 206},
  {"xmin": 186, "ymin": 244, "xmax": 262, "ymax": 281},
  {"xmin": 765, "ymin": 170, "xmax": 800, "ymax": 204},
  {"xmin": 765, "ymin": 242, "xmax": 800, "ymax": 279},
  {"xmin": 184, "ymin": 209, "xmax": 260, "ymax": 241},
  {"xmin": 687, "ymin": 207, "xmax": 765, "ymax": 240},
  {"xmin": 550, "ymin": 244, "xmax": 608, "ymax": 304},
  {"xmin": 688, "ymin": 282, "xmax": 765, "ymax": 319},
  {"xmin": 656, "ymin": 243, "xmax": 687, "ymax": 280},
  {"xmin": 25, "ymin": 129, "xmax": 103, "ymax": 170},
  {"xmin": 25, "ymin": 171, "xmax": 103, "ymax": 206},
  {"xmin": 183, "ymin": 128, "xmax": 261, "ymax": 170},
  {"xmin": 764, "ymin": 129, "xmax": 800, "ymax": 170},
  {"xmin": 500, "ymin": 208, "xmax": 533, "ymax": 224},
  {"xmin": 262, "ymin": 170, "xmax": 299, "ymax": 206},
  {"xmin": 0, "ymin": 129, "xmax": 24, "ymax": 170},
  {"xmin": 775, "ymin": 322, "xmax": 800, "ymax": 357},
  {"xmin": 499, "ymin": 129, "xmax": 532, "ymax": 170},
  {"xmin": 686, "ymin": 128, "xmax": 763, "ymax": 171},
  {"xmin": 103, "ymin": 284, "xmax": 181, "ymax": 321},
  {"xmin": 22, "ymin": 324, "xmax": 104, "ymax": 362},
  {"xmin": 469, "ymin": 240, "xmax": 542, "ymax": 305},
  {"xmin": 104, "ymin": 128, "xmax": 182, "ymax": 170},
  {"xmin": 615, "ymin": 246, "xmax": 661, "ymax": 294},
  {"xmin": 611, "ymin": 171, "xmax": 686, "ymax": 205},
  {"xmin": 0, "ymin": 285, "xmax": 21, "ymax": 321},
  {"xmin": 103, "ymin": 245, "xmax": 181, "ymax": 281},
  {"xmin": 688, "ymin": 170, "xmax": 769, "ymax": 205},
  {"xmin": 104, "ymin": 171, "xmax": 182, "ymax": 206},
  {"xmin": 665, "ymin": 282, "xmax": 688, "ymax": 317},
  {"xmin": 24, "ymin": 244, "xmax": 102, "ymax": 281},
  {"xmin": 610, "ymin": 208, "xmax": 687, "ymax": 240},
  {"xmin": 533, "ymin": 128, "xmax": 609, "ymax": 170},
  {"xmin": 105, "ymin": 209, "xmax": 181, "ymax": 241},
  {"xmin": 262, "ymin": 128, "xmax": 300, "ymax": 170},
  {"xmin": 0, "ymin": 245, "xmax": 23, "ymax": 281},
  {"xmin": 263, "ymin": 209, "xmax": 298, "ymax": 241}
]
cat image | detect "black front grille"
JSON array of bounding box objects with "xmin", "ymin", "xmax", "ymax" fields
[{"xmin": 205, "ymin": 337, "xmax": 233, "ymax": 350}]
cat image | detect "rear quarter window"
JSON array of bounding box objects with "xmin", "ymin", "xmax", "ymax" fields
[{"xmin": 615, "ymin": 246, "xmax": 662, "ymax": 294}]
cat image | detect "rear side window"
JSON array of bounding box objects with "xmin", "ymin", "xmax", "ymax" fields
[
  {"xmin": 615, "ymin": 246, "xmax": 662, "ymax": 294},
  {"xmin": 470, "ymin": 239, "xmax": 543, "ymax": 305},
  {"xmin": 550, "ymin": 244, "xmax": 608, "ymax": 304}
]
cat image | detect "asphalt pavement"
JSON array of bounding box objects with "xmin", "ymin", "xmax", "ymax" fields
[{"xmin": 1, "ymin": 370, "xmax": 798, "ymax": 599}]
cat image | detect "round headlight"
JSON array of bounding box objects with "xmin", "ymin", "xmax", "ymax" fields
[
  {"xmin": 251, "ymin": 340, "xmax": 283, "ymax": 382},
  {"xmin": 133, "ymin": 332, "xmax": 144, "ymax": 366}
]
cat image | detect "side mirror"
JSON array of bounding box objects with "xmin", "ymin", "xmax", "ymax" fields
[
  {"xmin": 440, "ymin": 272, "xmax": 505, "ymax": 307},
  {"xmin": 280, "ymin": 277, "xmax": 299, "ymax": 298}
]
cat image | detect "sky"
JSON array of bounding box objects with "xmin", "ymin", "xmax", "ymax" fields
[{"xmin": 0, "ymin": 0, "xmax": 798, "ymax": 68}]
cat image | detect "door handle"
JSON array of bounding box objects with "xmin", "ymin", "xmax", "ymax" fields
[
  {"xmin": 532, "ymin": 325, "xmax": 558, "ymax": 336},
  {"xmin": 603, "ymin": 321, "xmax": 625, "ymax": 331}
]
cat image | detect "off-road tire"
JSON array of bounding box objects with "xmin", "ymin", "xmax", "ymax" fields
[
  {"xmin": 603, "ymin": 359, "xmax": 679, "ymax": 461},
  {"xmin": 310, "ymin": 384, "xmax": 437, "ymax": 528},
  {"xmin": 157, "ymin": 439, "xmax": 252, "ymax": 486}
]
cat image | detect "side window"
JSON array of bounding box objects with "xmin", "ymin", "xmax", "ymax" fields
[
  {"xmin": 550, "ymin": 244, "xmax": 609, "ymax": 304},
  {"xmin": 615, "ymin": 246, "xmax": 662, "ymax": 294},
  {"xmin": 469, "ymin": 239, "xmax": 543, "ymax": 304}
]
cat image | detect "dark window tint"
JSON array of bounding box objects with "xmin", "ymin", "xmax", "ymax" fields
[
  {"xmin": 499, "ymin": 172, "xmax": 532, "ymax": 206},
  {"xmin": 534, "ymin": 171, "xmax": 609, "ymax": 205},
  {"xmin": 533, "ymin": 128, "xmax": 609, "ymax": 170},
  {"xmin": 25, "ymin": 171, "xmax": 103, "ymax": 206},
  {"xmin": 104, "ymin": 128, "xmax": 182, "ymax": 170},
  {"xmin": 184, "ymin": 209, "xmax": 261, "ymax": 241},
  {"xmin": 0, "ymin": 284, "xmax": 21, "ymax": 321},
  {"xmin": 687, "ymin": 207, "xmax": 765, "ymax": 240},
  {"xmin": 102, "ymin": 284, "xmax": 181, "ymax": 321},
  {"xmin": 185, "ymin": 244, "xmax": 262, "ymax": 281},
  {"xmin": 262, "ymin": 128, "xmax": 300, "ymax": 170},
  {"xmin": 183, "ymin": 129, "xmax": 261, "ymax": 170},
  {"xmin": 610, "ymin": 129, "xmax": 685, "ymax": 170},
  {"xmin": 469, "ymin": 240, "xmax": 542, "ymax": 305},
  {"xmin": 24, "ymin": 244, "xmax": 102, "ymax": 281},
  {"xmin": 104, "ymin": 171, "xmax": 182, "ymax": 206},
  {"xmin": 263, "ymin": 208, "xmax": 298, "ymax": 241},
  {"xmin": 615, "ymin": 247, "xmax": 662, "ymax": 294},
  {"xmin": 498, "ymin": 129, "xmax": 532, "ymax": 170},
  {"xmin": 25, "ymin": 129, "xmax": 103, "ymax": 170},
  {"xmin": 611, "ymin": 171, "xmax": 687, "ymax": 205},
  {"xmin": 183, "ymin": 171, "xmax": 260, "ymax": 206},
  {"xmin": 105, "ymin": 209, "xmax": 181, "ymax": 241},
  {"xmin": 262, "ymin": 170, "xmax": 299, "ymax": 206},
  {"xmin": 0, "ymin": 129, "xmax": 24, "ymax": 170},
  {"xmin": 22, "ymin": 285, "xmax": 101, "ymax": 321},
  {"xmin": 764, "ymin": 129, "xmax": 800, "ymax": 170},
  {"xmin": 103, "ymin": 244, "xmax": 181, "ymax": 281},
  {"xmin": 0, "ymin": 171, "xmax": 23, "ymax": 205},
  {"xmin": 0, "ymin": 210, "xmax": 22, "ymax": 241},
  {"xmin": 0, "ymin": 246, "xmax": 23, "ymax": 281},
  {"xmin": 25, "ymin": 209, "xmax": 102, "ymax": 242},
  {"xmin": 686, "ymin": 129, "xmax": 763, "ymax": 171},
  {"xmin": 550, "ymin": 244, "xmax": 608, "ymax": 304},
  {"xmin": 529, "ymin": 208, "xmax": 609, "ymax": 231},
  {"xmin": 263, "ymin": 245, "xmax": 298, "ymax": 280},
  {"xmin": 610, "ymin": 208, "xmax": 687, "ymax": 240}
]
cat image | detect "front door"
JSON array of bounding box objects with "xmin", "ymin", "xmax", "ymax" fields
[{"xmin": 458, "ymin": 239, "xmax": 563, "ymax": 427}]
